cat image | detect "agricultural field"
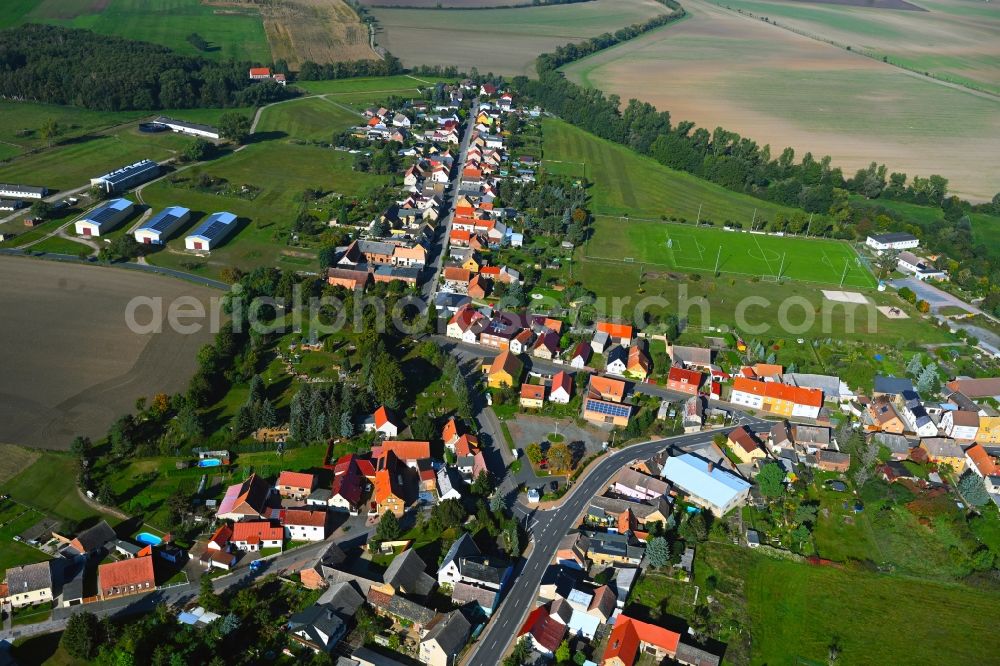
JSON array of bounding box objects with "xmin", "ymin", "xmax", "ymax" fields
[
  {"xmin": 561, "ymin": 0, "xmax": 1000, "ymax": 202},
  {"xmin": 586, "ymin": 220, "xmax": 875, "ymax": 286},
  {"xmin": 14, "ymin": 0, "xmax": 272, "ymax": 62},
  {"xmin": 212, "ymin": 0, "xmax": 376, "ymax": 68},
  {"xmin": 0, "ymin": 259, "xmax": 218, "ymax": 450},
  {"xmin": 369, "ymin": 0, "xmax": 670, "ymax": 76},
  {"xmin": 719, "ymin": 0, "xmax": 1000, "ymax": 94}
]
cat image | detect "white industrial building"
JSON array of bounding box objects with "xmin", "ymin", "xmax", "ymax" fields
[
  {"xmin": 90, "ymin": 160, "xmax": 160, "ymax": 194},
  {"xmin": 0, "ymin": 183, "xmax": 47, "ymax": 200},
  {"xmin": 185, "ymin": 211, "xmax": 237, "ymax": 251},
  {"xmin": 865, "ymin": 232, "xmax": 919, "ymax": 252},
  {"xmin": 152, "ymin": 117, "xmax": 221, "ymax": 141},
  {"xmin": 134, "ymin": 206, "xmax": 190, "ymax": 245},
  {"xmin": 75, "ymin": 199, "xmax": 135, "ymax": 237}
]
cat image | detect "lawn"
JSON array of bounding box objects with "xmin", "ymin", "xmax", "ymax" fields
[
  {"xmin": 254, "ymin": 97, "xmax": 360, "ymax": 143},
  {"xmin": 141, "ymin": 138, "xmax": 388, "ymax": 279},
  {"xmin": 585, "ymin": 218, "xmax": 874, "ymax": 286},
  {"xmin": 687, "ymin": 542, "xmax": 1000, "ymax": 666},
  {"xmin": 0, "ymin": 126, "xmax": 190, "ymax": 192},
  {"xmin": 30, "ymin": 235, "xmax": 93, "ymax": 256},
  {"xmin": 25, "ymin": 0, "xmax": 271, "ymax": 63},
  {"xmin": 292, "ymin": 74, "xmax": 446, "ymax": 95},
  {"xmin": 0, "ymin": 501, "xmax": 51, "ymax": 571},
  {"xmin": 542, "ymin": 118, "xmax": 802, "ymax": 225},
  {"xmin": 571, "ymin": 256, "xmax": 951, "ymax": 346},
  {"xmin": 1, "ymin": 452, "xmax": 116, "ymax": 523}
]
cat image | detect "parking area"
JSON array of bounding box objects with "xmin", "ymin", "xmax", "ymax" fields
[{"xmin": 506, "ymin": 414, "xmax": 608, "ymax": 458}]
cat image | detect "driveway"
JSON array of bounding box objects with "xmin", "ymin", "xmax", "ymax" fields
[
  {"xmin": 507, "ymin": 414, "xmax": 607, "ymax": 458},
  {"xmin": 891, "ymin": 277, "xmax": 977, "ymax": 314}
]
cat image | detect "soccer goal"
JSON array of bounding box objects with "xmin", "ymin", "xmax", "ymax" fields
[
  {"xmin": 623, "ymin": 257, "xmax": 635, "ymax": 263},
  {"xmin": 760, "ymin": 274, "xmax": 780, "ymax": 283}
]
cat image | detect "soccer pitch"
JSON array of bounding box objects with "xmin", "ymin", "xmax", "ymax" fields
[{"xmin": 585, "ymin": 217, "xmax": 876, "ymax": 288}]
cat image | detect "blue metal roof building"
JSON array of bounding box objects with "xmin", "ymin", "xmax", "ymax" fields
[
  {"xmin": 90, "ymin": 160, "xmax": 160, "ymax": 194},
  {"xmin": 134, "ymin": 206, "xmax": 190, "ymax": 244},
  {"xmin": 74, "ymin": 198, "xmax": 135, "ymax": 237},
  {"xmin": 185, "ymin": 211, "xmax": 237, "ymax": 251},
  {"xmin": 661, "ymin": 453, "xmax": 751, "ymax": 517}
]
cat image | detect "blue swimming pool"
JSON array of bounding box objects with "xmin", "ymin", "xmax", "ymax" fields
[
  {"xmin": 136, "ymin": 532, "xmax": 162, "ymax": 546},
  {"xmin": 198, "ymin": 458, "xmax": 222, "ymax": 467}
]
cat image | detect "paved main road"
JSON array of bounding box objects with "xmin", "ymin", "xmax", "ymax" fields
[
  {"xmin": 421, "ymin": 97, "xmax": 479, "ymax": 304},
  {"xmin": 464, "ymin": 418, "xmax": 769, "ymax": 666}
]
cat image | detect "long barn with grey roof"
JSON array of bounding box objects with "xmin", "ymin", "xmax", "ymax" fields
[
  {"xmin": 90, "ymin": 160, "xmax": 160, "ymax": 194},
  {"xmin": 0, "ymin": 183, "xmax": 47, "ymax": 199},
  {"xmin": 185, "ymin": 211, "xmax": 237, "ymax": 251},
  {"xmin": 75, "ymin": 198, "xmax": 135, "ymax": 237},
  {"xmin": 134, "ymin": 206, "xmax": 190, "ymax": 245},
  {"xmin": 153, "ymin": 116, "xmax": 220, "ymax": 140}
]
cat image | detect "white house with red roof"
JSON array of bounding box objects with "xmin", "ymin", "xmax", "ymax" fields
[
  {"xmin": 365, "ymin": 406, "xmax": 400, "ymax": 438},
  {"xmin": 231, "ymin": 521, "xmax": 283, "ymax": 552},
  {"xmin": 550, "ymin": 371, "xmax": 573, "ymax": 405},
  {"xmin": 282, "ymin": 509, "xmax": 329, "ymax": 542},
  {"xmin": 276, "ymin": 471, "xmax": 316, "ymax": 501}
]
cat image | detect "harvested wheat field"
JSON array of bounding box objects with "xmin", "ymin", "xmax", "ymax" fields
[
  {"xmin": 370, "ymin": 0, "xmax": 669, "ymax": 76},
  {"xmin": 563, "ymin": 0, "xmax": 1000, "ymax": 201},
  {"xmin": 208, "ymin": 0, "xmax": 376, "ymax": 67},
  {"xmin": 0, "ymin": 259, "xmax": 219, "ymax": 450},
  {"xmin": 722, "ymin": 0, "xmax": 1000, "ymax": 94}
]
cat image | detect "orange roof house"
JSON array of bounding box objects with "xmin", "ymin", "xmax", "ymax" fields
[
  {"xmin": 374, "ymin": 451, "xmax": 407, "ymax": 517},
  {"xmin": 377, "ymin": 440, "xmax": 431, "ymax": 467},
  {"xmin": 98, "ymin": 556, "xmax": 155, "ymax": 600},
  {"xmin": 231, "ymin": 520, "xmax": 284, "ymax": 547},
  {"xmin": 485, "ymin": 350, "xmax": 523, "ymax": 389},
  {"xmin": 966, "ymin": 443, "xmax": 998, "ymax": 478},
  {"xmin": 217, "ymin": 473, "xmax": 271, "ymax": 520},
  {"xmin": 596, "ymin": 321, "xmax": 634, "ymax": 344},
  {"xmin": 727, "ymin": 425, "xmax": 766, "ymax": 464},
  {"xmin": 442, "ymin": 417, "xmax": 460, "ymax": 449},
  {"xmin": 207, "ymin": 524, "xmax": 232, "ymax": 551},
  {"xmin": 602, "ymin": 615, "xmax": 681, "ymax": 666},
  {"xmin": 667, "ymin": 367, "xmax": 702, "ymax": 396},
  {"xmin": 249, "ymin": 67, "xmax": 272, "ymax": 78},
  {"xmin": 276, "ymin": 471, "xmax": 316, "ymax": 500},
  {"xmin": 520, "ymin": 384, "xmax": 546, "ymax": 408},
  {"xmin": 589, "ymin": 376, "xmax": 627, "ymax": 403},
  {"xmin": 627, "ymin": 345, "xmax": 651, "ymax": 379},
  {"xmin": 731, "ymin": 377, "xmax": 823, "ymax": 417}
]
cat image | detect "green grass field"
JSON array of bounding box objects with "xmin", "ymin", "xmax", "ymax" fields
[
  {"xmin": 587, "ymin": 220, "xmax": 875, "ymax": 286},
  {"xmin": 543, "ymin": 118, "xmax": 802, "ymax": 225},
  {"xmin": 21, "ymin": 0, "xmax": 271, "ymax": 63},
  {"xmin": 30, "ymin": 235, "xmax": 92, "ymax": 256}
]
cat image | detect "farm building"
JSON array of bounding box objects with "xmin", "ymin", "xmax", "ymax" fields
[
  {"xmin": 90, "ymin": 160, "xmax": 160, "ymax": 194},
  {"xmin": 134, "ymin": 206, "xmax": 190, "ymax": 245},
  {"xmin": 0, "ymin": 199, "xmax": 26, "ymax": 211},
  {"xmin": 865, "ymin": 232, "xmax": 919, "ymax": 252},
  {"xmin": 75, "ymin": 198, "xmax": 135, "ymax": 237},
  {"xmin": 185, "ymin": 211, "xmax": 237, "ymax": 251},
  {"xmin": 152, "ymin": 116, "xmax": 221, "ymax": 141},
  {"xmin": 0, "ymin": 183, "xmax": 47, "ymax": 199}
]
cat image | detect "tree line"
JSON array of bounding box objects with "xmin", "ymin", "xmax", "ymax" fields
[{"xmin": 512, "ymin": 4, "xmax": 999, "ymax": 296}]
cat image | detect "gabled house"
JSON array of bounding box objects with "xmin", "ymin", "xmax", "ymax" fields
[
  {"xmin": 731, "ymin": 377, "xmax": 823, "ymax": 419},
  {"xmin": 367, "ymin": 405, "xmax": 401, "ymax": 438},
  {"xmin": 374, "ymin": 451, "xmax": 408, "ymax": 517},
  {"xmin": 231, "ymin": 521, "xmax": 284, "ymax": 551},
  {"xmin": 667, "ymin": 345, "xmax": 714, "ymax": 370},
  {"xmin": 283, "ymin": 509, "xmax": 329, "ymax": 542},
  {"xmin": 602, "ymin": 614, "xmax": 681, "ymax": 666},
  {"xmin": 683, "ymin": 395, "xmax": 704, "ymax": 433},
  {"xmin": 287, "ymin": 603, "xmax": 348, "ymax": 654},
  {"xmin": 728, "ymin": 426, "xmax": 766, "ymax": 464},
  {"xmin": 419, "ymin": 610, "xmax": 471, "ymax": 666},
  {"xmin": 520, "ymin": 383, "xmax": 545, "ymax": 409},
  {"xmin": 3, "ymin": 562, "xmax": 53, "ymax": 608},
  {"xmin": 69, "ymin": 520, "xmax": 117, "ymax": 556},
  {"xmin": 509, "ymin": 329, "xmax": 535, "ymax": 355},
  {"xmin": 941, "ymin": 410, "xmax": 979, "ymax": 441},
  {"xmin": 868, "ymin": 399, "xmax": 907, "ymax": 434},
  {"xmin": 612, "ymin": 468, "xmax": 669, "ymax": 501},
  {"xmin": 627, "ymin": 344, "xmax": 652, "ymax": 380},
  {"xmin": 276, "ymin": 471, "xmax": 316, "ymax": 501},
  {"xmin": 378, "ymin": 440, "xmax": 431, "ymax": 469},
  {"xmin": 217, "ymin": 473, "xmax": 271, "ymax": 521},
  {"xmin": 583, "ymin": 376, "xmax": 632, "ymax": 426},
  {"xmin": 485, "ymin": 350, "xmax": 523, "ymax": 389},
  {"xmin": 550, "ymin": 371, "xmax": 573, "ymax": 405},
  {"xmin": 605, "ymin": 346, "xmax": 628, "ymax": 376},
  {"xmin": 436, "ymin": 466, "xmax": 464, "ymax": 501},
  {"xmin": 667, "ymin": 367, "xmax": 703, "ymax": 396},
  {"xmin": 919, "ymin": 438, "xmax": 966, "ymax": 472},
  {"xmin": 518, "ymin": 605, "xmax": 567, "ymax": 658},
  {"xmin": 966, "ymin": 443, "xmax": 999, "ymax": 478},
  {"xmin": 596, "ymin": 322, "xmax": 633, "ymax": 347},
  {"xmin": 570, "ymin": 342, "xmax": 592, "ymax": 369},
  {"xmin": 98, "ymin": 555, "xmax": 155, "ymax": 600},
  {"xmin": 382, "ymin": 549, "xmax": 435, "ymax": 597}
]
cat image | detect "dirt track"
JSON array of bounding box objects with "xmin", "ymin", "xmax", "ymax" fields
[{"xmin": 0, "ymin": 259, "xmax": 219, "ymax": 450}]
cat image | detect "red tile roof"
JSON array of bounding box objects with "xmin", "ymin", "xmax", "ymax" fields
[
  {"xmin": 966, "ymin": 443, "xmax": 998, "ymax": 476},
  {"xmin": 99, "ymin": 555, "xmax": 155, "ymax": 591},
  {"xmin": 519, "ymin": 605, "xmax": 566, "ymax": 653},
  {"xmin": 208, "ymin": 524, "xmax": 232, "ymax": 548},
  {"xmin": 597, "ymin": 321, "xmax": 633, "ymax": 340},
  {"xmin": 551, "ymin": 371, "xmax": 573, "ymax": 396},
  {"xmin": 374, "ymin": 405, "xmax": 393, "ymax": 429},
  {"xmin": 379, "ymin": 440, "xmax": 431, "ymax": 462},
  {"xmin": 521, "ymin": 384, "xmax": 545, "ymax": 401},
  {"xmin": 728, "ymin": 425, "xmax": 761, "ymax": 454},
  {"xmin": 589, "ymin": 376, "xmax": 626, "ymax": 402},
  {"xmin": 732, "ymin": 377, "xmax": 823, "ymax": 407},
  {"xmin": 442, "ymin": 417, "xmax": 460, "ymax": 444},
  {"xmin": 454, "ymin": 434, "xmax": 478, "ymax": 457},
  {"xmin": 277, "ymin": 471, "xmax": 315, "ymax": 489},
  {"xmin": 669, "ymin": 367, "xmax": 703, "ymax": 386},
  {"xmin": 283, "ymin": 509, "xmax": 328, "ymax": 528},
  {"xmin": 231, "ymin": 521, "xmax": 283, "ymax": 544},
  {"xmin": 249, "ymin": 67, "xmax": 271, "ymax": 77},
  {"xmin": 603, "ymin": 615, "xmax": 680, "ymax": 666}
]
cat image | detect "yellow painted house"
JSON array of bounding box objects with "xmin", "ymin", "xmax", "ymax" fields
[
  {"xmin": 462, "ymin": 255, "xmax": 482, "ymax": 273},
  {"xmin": 484, "ymin": 350, "xmax": 523, "ymax": 389},
  {"xmin": 979, "ymin": 416, "xmax": 1000, "ymax": 444}
]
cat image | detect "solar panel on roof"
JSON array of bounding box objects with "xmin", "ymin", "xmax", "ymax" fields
[
  {"xmin": 141, "ymin": 207, "xmax": 188, "ymax": 233},
  {"xmin": 585, "ymin": 399, "xmax": 630, "ymax": 418}
]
